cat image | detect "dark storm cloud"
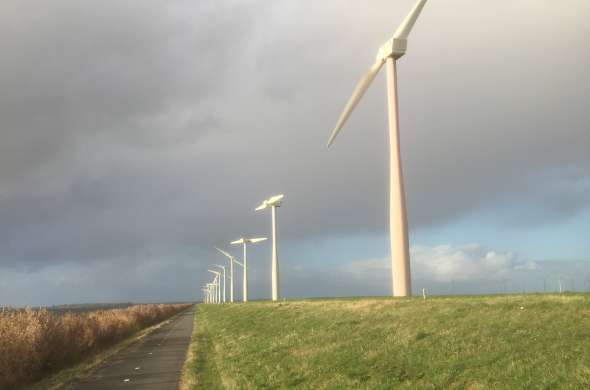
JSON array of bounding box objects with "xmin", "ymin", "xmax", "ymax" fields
[{"xmin": 0, "ymin": 1, "xmax": 589, "ymax": 304}]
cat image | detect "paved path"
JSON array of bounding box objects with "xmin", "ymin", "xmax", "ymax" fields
[{"xmin": 68, "ymin": 307, "xmax": 195, "ymax": 390}]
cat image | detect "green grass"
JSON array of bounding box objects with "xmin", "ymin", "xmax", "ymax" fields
[{"xmin": 184, "ymin": 294, "xmax": 590, "ymax": 389}]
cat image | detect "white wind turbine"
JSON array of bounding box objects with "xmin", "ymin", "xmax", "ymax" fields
[
  {"xmin": 214, "ymin": 264, "xmax": 227, "ymax": 303},
  {"xmin": 216, "ymin": 247, "xmax": 241, "ymax": 303},
  {"xmin": 206, "ymin": 282, "xmax": 215, "ymax": 304},
  {"xmin": 204, "ymin": 286, "xmax": 211, "ymax": 304},
  {"xmin": 326, "ymin": 0, "xmax": 429, "ymax": 297},
  {"xmin": 209, "ymin": 270, "xmax": 221, "ymax": 304},
  {"xmin": 230, "ymin": 237, "xmax": 268, "ymax": 302},
  {"xmin": 256, "ymin": 194, "xmax": 284, "ymax": 301},
  {"xmin": 201, "ymin": 287, "xmax": 208, "ymax": 303}
]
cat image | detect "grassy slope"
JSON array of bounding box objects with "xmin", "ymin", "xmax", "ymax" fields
[{"xmin": 185, "ymin": 294, "xmax": 590, "ymax": 389}]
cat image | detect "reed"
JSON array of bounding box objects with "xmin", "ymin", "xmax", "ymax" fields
[{"xmin": 0, "ymin": 303, "xmax": 190, "ymax": 389}]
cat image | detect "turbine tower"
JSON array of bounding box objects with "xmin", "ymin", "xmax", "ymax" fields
[
  {"xmin": 326, "ymin": 0, "xmax": 428, "ymax": 297},
  {"xmin": 214, "ymin": 264, "xmax": 227, "ymax": 303},
  {"xmin": 216, "ymin": 247, "xmax": 238, "ymax": 303},
  {"xmin": 231, "ymin": 237, "xmax": 268, "ymax": 302},
  {"xmin": 256, "ymin": 194, "xmax": 284, "ymax": 301},
  {"xmin": 231, "ymin": 257, "xmax": 246, "ymax": 301},
  {"xmin": 207, "ymin": 283, "xmax": 215, "ymax": 303},
  {"xmin": 209, "ymin": 270, "xmax": 221, "ymax": 303}
]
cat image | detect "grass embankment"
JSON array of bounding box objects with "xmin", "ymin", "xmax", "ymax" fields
[
  {"xmin": 0, "ymin": 303, "xmax": 191, "ymax": 389},
  {"xmin": 184, "ymin": 295, "xmax": 590, "ymax": 389}
]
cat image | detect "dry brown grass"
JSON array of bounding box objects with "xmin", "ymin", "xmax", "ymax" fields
[{"xmin": 0, "ymin": 304, "xmax": 190, "ymax": 389}]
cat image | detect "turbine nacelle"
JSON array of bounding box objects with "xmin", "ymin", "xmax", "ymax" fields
[
  {"xmin": 255, "ymin": 194, "xmax": 284, "ymax": 210},
  {"xmin": 378, "ymin": 0, "xmax": 428, "ymax": 61},
  {"xmin": 231, "ymin": 237, "xmax": 268, "ymax": 245},
  {"xmin": 326, "ymin": 0, "xmax": 428, "ymax": 147},
  {"xmin": 377, "ymin": 38, "xmax": 407, "ymax": 61}
]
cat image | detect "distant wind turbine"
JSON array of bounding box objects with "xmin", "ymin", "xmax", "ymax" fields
[
  {"xmin": 206, "ymin": 282, "xmax": 215, "ymax": 304},
  {"xmin": 216, "ymin": 247, "xmax": 239, "ymax": 303},
  {"xmin": 256, "ymin": 194, "xmax": 284, "ymax": 301},
  {"xmin": 214, "ymin": 265, "xmax": 227, "ymax": 303},
  {"xmin": 231, "ymin": 257, "xmax": 246, "ymax": 302},
  {"xmin": 209, "ymin": 270, "xmax": 221, "ymax": 304},
  {"xmin": 231, "ymin": 237, "xmax": 268, "ymax": 302},
  {"xmin": 326, "ymin": 0, "xmax": 428, "ymax": 297}
]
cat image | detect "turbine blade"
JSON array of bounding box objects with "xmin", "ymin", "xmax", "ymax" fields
[
  {"xmin": 249, "ymin": 237, "xmax": 268, "ymax": 243},
  {"xmin": 230, "ymin": 239, "xmax": 244, "ymax": 245},
  {"xmin": 234, "ymin": 260, "xmax": 244, "ymax": 267},
  {"xmin": 255, "ymin": 202, "xmax": 267, "ymax": 211},
  {"xmin": 393, "ymin": 0, "xmax": 428, "ymax": 40},
  {"xmin": 268, "ymin": 194, "xmax": 284, "ymax": 204},
  {"xmin": 215, "ymin": 247, "xmax": 233, "ymax": 260},
  {"xmin": 327, "ymin": 59, "xmax": 384, "ymax": 147}
]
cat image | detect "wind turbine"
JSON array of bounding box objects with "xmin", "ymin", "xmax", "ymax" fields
[
  {"xmin": 214, "ymin": 265, "xmax": 227, "ymax": 303},
  {"xmin": 216, "ymin": 247, "xmax": 239, "ymax": 303},
  {"xmin": 206, "ymin": 283, "xmax": 215, "ymax": 304},
  {"xmin": 256, "ymin": 194, "xmax": 284, "ymax": 301},
  {"xmin": 231, "ymin": 237, "xmax": 268, "ymax": 302},
  {"xmin": 326, "ymin": 0, "xmax": 428, "ymax": 297},
  {"xmin": 209, "ymin": 270, "xmax": 221, "ymax": 303},
  {"xmin": 231, "ymin": 258, "xmax": 247, "ymax": 302}
]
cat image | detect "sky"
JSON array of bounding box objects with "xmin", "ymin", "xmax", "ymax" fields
[{"xmin": 0, "ymin": 0, "xmax": 589, "ymax": 306}]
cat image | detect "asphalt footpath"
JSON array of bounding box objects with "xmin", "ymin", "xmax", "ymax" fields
[{"xmin": 67, "ymin": 306, "xmax": 195, "ymax": 390}]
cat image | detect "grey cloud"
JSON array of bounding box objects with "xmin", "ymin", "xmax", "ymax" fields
[{"xmin": 0, "ymin": 1, "xmax": 589, "ymax": 304}]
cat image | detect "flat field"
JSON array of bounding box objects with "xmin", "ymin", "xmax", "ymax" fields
[{"xmin": 184, "ymin": 294, "xmax": 590, "ymax": 389}]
